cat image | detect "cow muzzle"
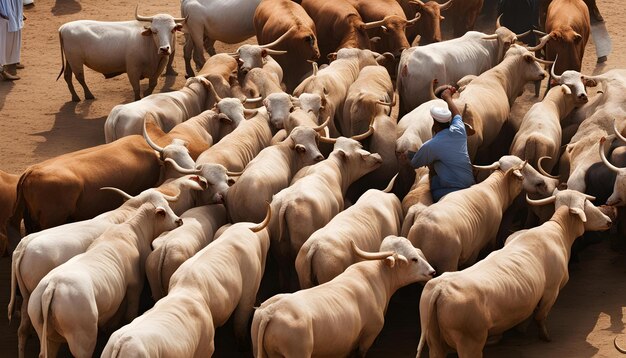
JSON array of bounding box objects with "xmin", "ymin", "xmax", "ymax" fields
[
  {"xmin": 159, "ymin": 46, "xmax": 171, "ymax": 55},
  {"xmin": 578, "ymin": 93, "xmax": 588, "ymax": 103}
]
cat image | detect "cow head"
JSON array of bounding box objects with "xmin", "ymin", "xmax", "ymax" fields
[
  {"xmin": 482, "ymin": 26, "xmax": 518, "ymax": 64},
  {"xmin": 153, "ymin": 172, "xmax": 208, "ymax": 214},
  {"xmin": 411, "ymin": 0, "xmax": 450, "ymax": 44},
  {"xmin": 216, "ymin": 97, "xmax": 258, "ymax": 127},
  {"xmin": 527, "ymin": 189, "xmax": 612, "ymax": 231},
  {"xmin": 351, "ymin": 236, "xmax": 435, "ymax": 284},
  {"xmin": 195, "ymin": 163, "xmax": 234, "ymax": 205},
  {"xmin": 228, "ymin": 28, "xmax": 294, "ymax": 74},
  {"xmin": 105, "ymin": 187, "xmax": 183, "ymax": 230},
  {"xmin": 297, "ymin": 93, "xmax": 324, "ymax": 118},
  {"xmin": 136, "ymin": 7, "xmax": 185, "ymax": 56},
  {"xmin": 325, "ymin": 137, "xmax": 382, "ymax": 181},
  {"xmin": 363, "ymin": 15, "xmax": 417, "ymax": 57},
  {"xmin": 504, "ymin": 45, "xmax": 549, "ymax": 84},
  {"xmin": 474, "ymin": 155, "xmax": 558, "ymax": 197},
  {"xmin": 152, "ymin": 201, "xmax": 183, "ymax": 235},
  {"xmin": 142, "ymin": 122, "xmax": 197, "ymax": 180},
  {"xmin": 264, "ymin": 93, "xmax": 296, "ymax": 130},
  {"xmin": 599, "ymin": 130, "xmax": 626, "ymax": 207},
  {"xmin": 544, "ymin": 27, "xmax": 585, "ymax": 74},
  {"xmin": 294, "ymin": 28, "xmax": 320, "ymax": 61},
  {"xmin": 288, "ymin": 126, "xmax": 325, "ymax": 164},
  {"xmin": 549, "ymin": 60, "xmax": 595, "ymax": 105},
  {"xmin": 346, "ymin": 14, "xmax": 372, "ymax": 50}
]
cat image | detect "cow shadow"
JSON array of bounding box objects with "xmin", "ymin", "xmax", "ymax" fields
[
  {"xmin": 32, "ymin": 101, "xmax": 106, "ymax": 160},
  {"xmin": 51, "ymin": 0, "xmax": 82, "ymax": 16},
  {"xmin": 0, "ymin": 81, "xmax": 15, "ymax": 111}
]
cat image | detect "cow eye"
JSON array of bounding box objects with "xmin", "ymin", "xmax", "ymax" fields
[
  {"xmin": 412, "ymin": 258, "xmax": 418, "ymax": 262},
  {"xmin": 289, "ymin": 107, "xmax": 295, "ymax": 113}
]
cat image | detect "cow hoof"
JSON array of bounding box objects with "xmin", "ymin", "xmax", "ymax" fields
[
  {"xmin": 72, "ymin": 97, "xmax": 81, "ymax": 102},
  {"xmin": 164, "ymin": 69, "xmax": 178, "ymax": 77},
  {"xmin": 85, "ymin": 95, "xmax": 95, "ymax": 100},
  {"xmin": 597, "ymin": 56, "xmax": 608, "ymax": 64}
]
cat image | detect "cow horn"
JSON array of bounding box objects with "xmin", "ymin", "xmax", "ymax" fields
[
  {"xmin": 134, "ymin": 5, "xmax": 154, "ymax": 22},
  {"xmin": 583, "ymin": 193, "xmax": 597, "ymax": 201},
  {"xmin": 482, "ymin": 33, "xmax": 499, "ymax": 40},
  {"xmin": 614, "ymin": 119, "xmax": 626, "ymax": 143},
  {"xmin": 160, "ymin": 192, "xmax": 181, "ymax": 202},
  {"xmin": 531, "ymin": 55, "xmax": 554, "ymax": 65},
  {"xmin": 318, "ymin": 135, "xmax": 337, "ymax": 144},
  {"xmin": 599, "ymin": 136, "xmax": 622, "ymax": 173},
  {"xmin": 496, "ymin": 14, "xmax": 502, "ymax": 29},
  {"xmin": 363, "ymin": 17, "xmax": 388, "ymax": 30},
  {"xmin": 550, "ymin": 55, "xmax": 561, "ymax": 82},
  {"xmin": 164, "ymin": 158, "xmax": 202, "ymax": 174},
  {"xmin": 264, "ymin": 49, "xmax": 288, "ymax": 56},
  {"xmin": 173, "ymin": 15, "xmax": 187, "ymax": 23},
  {"xmin": 438, "ymin": 0, "xmax": 453, "ymax": 10},
  {"xmin": 309, "ymin": 60, "xmax": 319, "ymax": 76},
  {"xmin": 241, "ymin": 96, "xmax": 263, "ymax": 104},
  {"xmin": 472, "ymin": 162, "xmax": 500, "ymax": 170},
  {"xmin": 226, "ymin": 169, "xmax": 244, "ymax": 176},
  {"xmin": 100, "ymin": 187, "xmax": 133, "ymax": 200},
  {"xmin": 525, "ymin": 34, "xmax": 551, "ymax": 52},
  {"xmin": 409, "ymin": 0, "xmax": 425, "ymax": 7},
  {"xmin": 377, "ymin": 96, "xmax": 396, "ymax": 108},
  {"xmin": 260, "ymin": 26, "xmax": 295, "ymax": 49},
  {"xmin": 516, "ymin": 29, "xmax": 534, "ymax": 39},
  {"xmin": 526, "ymin": 193, "xmax": 556, "ymax": 206},
  {"xmin": 249, "ymin": 202, "xmax": 272, "ymax": 232},
  {"xmin": 406, "ymin": 12, "xmax": 421, "ymax": 26},
  {"xmin": 143, "ymin": 119, "xmax": 164, "ymax": 153},
  {"xmin": 533, "ymin": 29, "xmax": 548, "ymax": 37},
  {"xmin": 537, "ymin": 156, "xmax": 560, "ymax": 179},
  {"xmin": 351, "ymin": 240, "xmax": 395, "ymax": 261},
  {"xmin": 312, "ymin": 116, "xmax": 331, "ymax": 132},
  {"xmin": 351, "ymin": 123, "xmax": 375, "ymax": 141},
  {"xmin": 383, "ymin": 173, "xmax": 398, "ymax": 193}
]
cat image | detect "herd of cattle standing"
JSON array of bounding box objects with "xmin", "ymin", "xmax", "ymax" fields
[{"xmin": 0, "ymin": 0, "xmax": 624, "ymax": 356}]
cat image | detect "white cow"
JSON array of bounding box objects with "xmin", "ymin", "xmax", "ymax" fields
[
  {"xmin": 145, "ymin": 204, "xmax": 228, "ymax": 300},
  {"xmin": 181, "ymin": 0, "xmax": 261, "ymax": 74},
  {"xmin": 295, "ymin": 176, "xmax": 402, "ymax": 288},
  {"xmin": 252, "ymin": 236, "xmax": 435, "ymax": 357},
  {"xmin": 101, "ymin": 206, "xmax": 272, "ymax": 357},
  {"xmin": 58, "ymin": 7, "xmax": 185, "ymax": 101},
  {"xmin": 27, "ymin": 198, "xmax": 183, "ymax": 358}
]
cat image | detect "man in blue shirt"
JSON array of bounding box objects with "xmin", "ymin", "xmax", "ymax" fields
[{"xmin": 406, "ymin": 86, "xmax": 475, "ymax": 202}]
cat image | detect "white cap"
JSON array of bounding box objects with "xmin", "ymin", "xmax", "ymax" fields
[
  {"xmin": 430, "ymin": 106, "xmax": 452, "ymax": 123},
  {"xmin": 23, "ymin": 0, "xmax": 33, "ymax": 5}
]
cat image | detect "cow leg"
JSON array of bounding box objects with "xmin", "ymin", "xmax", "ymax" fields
[
  {"xmin": 188, "ymin": 25, "xmax": 206, "ymax": 71},
  {"xmin": 144, "ymin": 76, "xmax": 158, "ymax": 97},
  {"xmin": 18, "ymin": 300, "xmax": 32, "ymax": 358},
  {"xmin": 232, "ymin": 296, "xmax": 255, "ymax": 349},
  {"xmin": 73, "ymin": 69, "xmax": 94, "ymax": 101},
  {"xmin": 357, "ymin": 316, "xmax": 385, "ymax": 357},
  {"xmin": 63, "ymin": 61, "xmax": 81, "ymax": 102},
  {"xmin": 127, "ymin": 72, "xmax": 142, "ymax": 101},
  {"xmin": 450, "ymin": 329, "xmax": 486, "ymax": 358},
  {"xmin": 164, "ymin": 46, "xmax": 178, "ymax": 76},
  {"xmin": 204, "ymin": 36, "xmax": 217, "ymax": 56},
  {"xmin": 534, "ymin": 289, "xmax": 560, "ymax": 342},
  {"xmin": 183, "ymin": 33, "xmax": 196, "ymax": 78},
  {"xmin": 42, "ymin": 339, "xmax": 62, "ymax": 358}
]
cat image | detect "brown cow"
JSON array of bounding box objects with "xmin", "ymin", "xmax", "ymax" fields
[
  {"xmin": 254, "ymin": 0, "xmax": 321, "ymax": 92},
  {"xmin": 196, "ymin": 53, "xmax": 239, "ymax": 98},
  {"xmin": 0, "ymin": 170, "xmax": 19, "ymax": 256},
  {"xmin": 445, "ymin": 0, "xmax": 483, "ymax": 37},
  {"xmin": 397, "ymin": 0, "xmax": 451, "ymax": 45}
]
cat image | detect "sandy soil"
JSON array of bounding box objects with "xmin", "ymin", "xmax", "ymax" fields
[{"xmin": 0, "ymin": 0, "xmax": 624, "ymax": 357}]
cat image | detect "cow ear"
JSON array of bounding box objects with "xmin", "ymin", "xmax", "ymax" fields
[
  {"xmin": 155, "ymin": 207, "xmax": 166, "ymax": 217},
  {"xmin": 190, "ymin": 175, "xmax": 208, "ymax": 190},
  {"xmin": 573, "ymin": 33, "xmax": 583, "ymax": 43},
  {"xmin": 523, "ymin": 54, "xmax": 534, "ymax": 63},
  {"xmin": 337, "ymin": 149, "xmax": 347, "ymax": 160},
  {"xmin": 582, "ymin": 77, "xmax": 598, "ymax": 87},
  {"xmin": 228, "ymin": 177, "xmax": 236, "ymax": 186},
  {"xmin": 261, "ymin": 49, "xmax": 268, "ymax": 58},
  {"xmin": 570, "ymin": 207, "xmax": 587, "ymax": 222},
  {"xmin": 141, "ymin": 27, "xmax": 152, "ymax": 36},
  {"xmin": 439, "ymin": 15, "xmax": 445, "ymax": 20},
  {"xmin": 173, "ymin": 24, "xmax": 184, "ymax": 33},
  {"xmin": 384, "ymin": 256, "xmax": 396, "ymax": 267},
  {"xmin": 513, "ymin": 169, "xmax": 523, "ymax": 180}
]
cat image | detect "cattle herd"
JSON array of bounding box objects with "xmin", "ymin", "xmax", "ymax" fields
[{"xmin": 1, "ymin": 0, "xmax": 625, "ymax": 357}]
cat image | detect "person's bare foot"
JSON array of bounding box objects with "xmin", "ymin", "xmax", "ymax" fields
[{"xmin": 0, "ymin": 70, "xmax": 20, "ymax": 81}]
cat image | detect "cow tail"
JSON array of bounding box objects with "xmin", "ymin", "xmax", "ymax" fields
[
  {"xmin": 7, "ymin": 241, "xmax": 26, "ymax": 322},
  {"xmin": 41, "ymin": 282, "xmax": 56, "ymax": 358},
  {"xmin": 9, "ymin": 169, "xmax": 31, "ymax": 237},
  {"xmin": 276, "ymin": 202, "xmax": 289, "ymax": 243},
  {"xmin": 255, "ymin": 312, "xmax": 271, "ymax": 358},
  {"xmin": 156, "ymin": 243, "xmax": 168, "ymax": 299},
  {"xmin": 297, "ymin": 244, "xmax": 316, "ymax": 289},
  {"xmin": 109, "ymin": 336, "xmax": 132, "ymax": 358},
  {"xmin": 416, "ymin": 285, "xmax": 441, "ymax": 358},
  {"xmin": 57, "ymin": 31, "xmax": 65, "ymax": 81},
  {"xmin": 525, "ymin": 137, "xmax": 537, "ymax": 169}
]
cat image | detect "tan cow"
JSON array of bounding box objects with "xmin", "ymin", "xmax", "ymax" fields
[
  {"xmin": 295, "ymin": 176, "xmax": 402, "ymax": 288},
  {"xmin": 227, "ymin": 126, "xmax": 324, "ymax": 223},
  {"xmin": 400, "ymin": 167, "xmax": 432, "ymax": 236},
  {"xmin": 7, "ymin": 180, "xmax": 203, "ymax": 358},
  {"xmin": 28, "ymin": 196, "xmax": 182, "ymax": 358},
  {"xmin": 196, "ymin": 53, "xmax": 239, "ymax": 98},
  {"xmin": 416, "ymin": 190, "xmax": 613, "ymax": 358},
  {"xmin": 254, "ymin": 0, "xmax": 321, "ymax": 92},
  {"xmin": 598, "ymin": 129, "xmax": 626, "ymax": 206},
  {"xmin": 146, "ymin": 204, "xmax": 228, "ymax": 300},
  {"xmin": 268, "ymin": 136, "xmax": 382, "ymax": 289},
  {"xmin": 101, "ymin": 206, "xmax": 272, "ymax": 357},
  {"xmin": 0, "ymin": 169, "xmax": 19, "ymax": 256},
  {"xmin": 408, "ymin": 162, "xmax": 525, "ymax": 273},
  {"xmin": 252, "ymin": 236, "xmax": 435, "ymax": 357},
  {"xmin": 8, "ymin": 133, "xmax": 196, "ymax": 234},
  {"xmin": 300, "ymin": 0, "xmax": 372, "ymax": 62}
]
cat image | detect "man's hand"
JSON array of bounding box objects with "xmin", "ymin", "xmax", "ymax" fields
[{"xmin": 440, "ymin": 86, "xmax": 457, "ymax": 101}]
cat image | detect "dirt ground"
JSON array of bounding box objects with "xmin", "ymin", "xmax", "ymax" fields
[{"xmin": 0, "ymin": 0, "xmax": 625, "ymax": 357}]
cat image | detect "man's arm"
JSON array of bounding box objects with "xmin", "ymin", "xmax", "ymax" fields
[{"xmin": 440, "ymin": 86, "xmax": 461, "ymax": 118}]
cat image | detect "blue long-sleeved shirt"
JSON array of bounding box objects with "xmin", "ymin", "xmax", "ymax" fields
[{"xmin": 409, "ymin": 114, "xmax": 474, "ymax": 201}]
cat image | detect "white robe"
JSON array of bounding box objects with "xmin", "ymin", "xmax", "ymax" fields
[{"xmin": 0, "ymin": 0, "xmax": 23, "ymax": 65}]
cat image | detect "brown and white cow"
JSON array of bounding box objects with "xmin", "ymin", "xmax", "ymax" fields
[
  {"xmin": 253, "ymin": 236, "xmax": 434, "ymax": 357},
  {"xmin": 295, "ymin": 176, "xmax": 402, "ymax": 288},
  {"xmin": 102, "ymin": 206, "xmax": 272, "ymax": 357},
  {"xmin": 416, "ymin": 189, "xmax": 612, "ymax": 358},
  {"xmin": 28, "ymin": 197, "xmax": 182, "ymax": 358},
  {"xmin": 254, "ymin": 0, "xmax": 321, "ymax": 92},
  {"xmin": 196, "ymin": 53, "xmax": 239, "ymax": 98},
  {"xmin": 58, "ymin": 7, "xmax": 185, "ymax": 101}
]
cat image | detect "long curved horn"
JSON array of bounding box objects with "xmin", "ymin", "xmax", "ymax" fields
[
  {"xmin": 614, "ymin": 119, "xmax": 626, "ymax": 143},
  {"xmin": 241, "ymin": 96, "xmax": 263, "ymax": 104},
  {"xmin": 351, "ymin": 123, "xmax": 375, "ymax": 141},
  {"xmin": 496, "ymin": 14, "xmax": 502, "ymax": 29},
  {"xmin": 599, "ymin": 136, "xmax": 622, "ymax": 173},
  {"xmin": 249, "ymin": 203, "xmax": 272, "ymax": 232},
  {"xmin": 409, "ymin": 0, "xmax": 426, "ymax": 6},
  {"xmin": 526, "ymin": 193, "xmax": 556, "ymax": 206},
  {"xmin": 260, "ymin": 27, "xmax": 295, "ymax": 49},
  {"xmin": 309, "ymin": 60, "xmax": 319, "ymax": 76},
  {"xmin": 264, "ymin": 49, "xmax": 288, "ymax": 56},
  {"xmin": 383, "ymin": 173, "xmax": 398, "ymax": 193},
  {"xmin": 164, "ymin": 158, "xmax": 202, "ymax": 174},
  {"xmin": 226, "ymin": 169, "xmax": 244, "ymax": 176},
  {"xmin": 533, "ymin": 29, "xmax": 548, "ymax": 37},
  {"xmin": 472, "ymin": 162, "xmax": 500, "ymax": 170},
  {"xmin": 516, "ymin": 29, "xmax": 534, "ymax": 39},
  {"xmin": 160, "ymin": 192, "xmax": 181, "ymax": 202},
  {"xmin": 482, "ymin": 33, "xmax": 499, "ymax": 40},
  {"xmin": 312, "ymin": 116, "xmax": 331, "ymax": 132},
  {"xmin": 134, "ymin": 5, "xmax": 153, "ymax": 22},
  {"xmin": 537, "ymin": 156, "xmax": 560, "ymax": 179},
  {"xmin": 525, "ymin": 34, "xmax": 551, "ymax": 52},
  {"xmin": 100, "ymin": 187, "xmax": 133, "ymax": 200},
  {"xmin": 532, "ymin": 55, "xmax": 554, "ymax": 65},
  {"xmin": 143, "ymin": 119, "xmax": 164, "ymax": 153},
  {"xmin": 173, "ymin": 15, "xmax": 187, "ymax": 23},
  {"xmin": 583, "ymin": 193, "xmax": 597, "ymax": 201},
  {"xmin": 406, "ymin": 12, "xmax": 421, "ymax": 26},
  {"xmin": 377, "ymin": 97, "xmax": 396, "ymax": 108},
  {"xmin": 550, "ymin": 55, "xmax": 561, "ymax": 82},
  {"xmin": 438, "ymin": 0, "xmax": 453, "ymax": 11},
  {"xmin": 351, "ymin": 240, "xmax": 395, "ymax": 261},
  {"xmin": 363, "ymin": 17, "xmax": 388, "ymax": 30},
  {"xmin": 319, "ymin": 135, "xmax": 337, "ymax": 144}
]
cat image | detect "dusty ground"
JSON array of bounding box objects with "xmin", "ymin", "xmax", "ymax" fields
[{"xmin": 0, "ymin": 0, "xmax": 625, "ymax": 357}]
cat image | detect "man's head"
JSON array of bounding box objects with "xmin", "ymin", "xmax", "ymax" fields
[{"xmin": 430, "ymin": 105, "xmax": 451, "ymax": 134}]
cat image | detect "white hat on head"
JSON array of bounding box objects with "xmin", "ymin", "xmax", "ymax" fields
[
  {"xmin": 23, "ymin": 0, "xmax": 33, "ymax": 5},
  {"xmin": 430, "ymin": 106, "xmax": 452, "ymax": 123}
]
